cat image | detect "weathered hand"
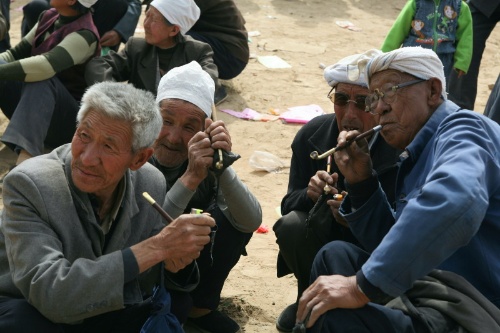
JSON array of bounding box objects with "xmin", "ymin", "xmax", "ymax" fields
[
  {"xmin": 181, "ymin": 131, "xmax": 214, "ymax": 190},
  {"xmin": 99, "ymin": 30, "xmax": 121, "ymax": 47},
  {"xmin": 204, "ymin": 118, "xmax": 232, "ymax": 152},
  {"xmin": 334, "ymin": 130, "xmax": 373, "ymax": 184},
  {"xmin": 296, "ymin": 275, "xmax": 369, "ymax": 328},
  {"xmin": 307, "ymin": 171, "xmax": 338, "ymax": 202},
  {"xmin": 155, "ymin": 214, "xmax": 214, "ymax": 273},
  {"xmin": 327, "ymin": 190, "xmax": 348, "ymax": 227}
]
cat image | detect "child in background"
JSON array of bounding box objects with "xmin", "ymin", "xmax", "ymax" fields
[{"xmin": 381, "ymin": 0, "xmax": 472, "ymax": 85}]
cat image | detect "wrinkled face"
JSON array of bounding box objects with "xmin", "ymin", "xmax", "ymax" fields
[
  {"xmin": 369, "ymin": 70, "xmax": 432, "ymax": 149},
  {"xmin": 333, "ymin": 82, "xmax": 377, "ymax": 133},
  {"xmin": 71, "ymin": 109, "xmax": 137, "ymax": 200},
  {"xmin": 154, "ymin": 99, "xmax": 205, "ymax": 167},
  {"xmin": 143, "ymin": 6, "xmax": 177, "ymax": 48}
]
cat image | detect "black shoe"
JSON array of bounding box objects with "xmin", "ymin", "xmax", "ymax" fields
[
  {"xmin": 276, "ymin": 303, "xmax": 297, "ymax": 332},
  {"xmin": 189, "ymin": 310, "xmax": 240, "ymax": 333},
  {"xmin": 214, "ymin": 85, "xmax": 228, "ymax": 105}
]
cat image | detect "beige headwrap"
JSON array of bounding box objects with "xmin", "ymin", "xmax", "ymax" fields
[
  {"xmin": 366, "ymin": 47, "xmax": 447, "ymax": 100},
  {"xmin": 156, "ymin": 61, "xmax": 215, "ymax": 118},
  {"xmin": 324, "ymin": 49, "xmax": 383, "ymax": 88},
  {"xmin": 150, "ymin": 0, "xmax": 200, "ymax": 35},
  {"xmin": 78, "ymin": 0, "xmax": 98, "ymax": 8}
]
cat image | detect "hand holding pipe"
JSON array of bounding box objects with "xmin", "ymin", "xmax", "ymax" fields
[{"xmin": 310, "ymin": 125, "xmax": 382, "ymax": 160}]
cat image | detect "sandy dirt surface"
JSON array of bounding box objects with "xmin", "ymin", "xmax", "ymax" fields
[{"xmin": 1, "ymin": 0, "xmax": 499, "ymax": 332}]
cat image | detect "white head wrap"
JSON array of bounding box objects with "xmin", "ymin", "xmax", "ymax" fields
[
  {"xmin": 150, "ymin": 0, "xmax": 200, "ymax": 35},
  {"xmin": 366, "ymin": 47, "xmax": 447, "ymax": 100},
  {"xmin": 324, "ymin": 49, "xmax": 383, "ymax": 88},
  {"xmin": 77, "ymin": 0, "xmax": 98, "ymax": 8},
  {"xmin": 156, "ymin": 61, "xmax": 215, "ymax": 118}
]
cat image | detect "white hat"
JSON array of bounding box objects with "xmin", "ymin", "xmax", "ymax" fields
[
  {"xmin": 324, "ymin": 49, "xmax": 383, "ymax": 88},
  {"xmin": 366, "ymin": 47, "xmax": 447, "ymax": 100},
  {"xmin": 78, "ymin": 0, "xmax": 98, "ymax": 8},
  {"xmin": 150, "ymin": 0, "xmax": 200, "ymax": 35},
  {"xmin": 156, "ymin": 61, "xmax": 215, "ymax": 118}
]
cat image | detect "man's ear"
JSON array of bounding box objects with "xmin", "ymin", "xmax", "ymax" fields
[
  {"xmin": 428, "ymin": 77, "xmax": 443, "ymax": 105},
  {"xmin": 170, "ymin": 25, "xmax": 181, "ymax": 37},
  {"xmin": 130, "ymin": 147, "xmax": 154, "ymax": 171}
]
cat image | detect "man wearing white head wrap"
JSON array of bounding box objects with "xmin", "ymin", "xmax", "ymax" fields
[
  {"xmin": 296, "ymin": 47, "xmax": 500, "ymax": 332},
  {"xmin": 156, "ymin": 61, "xmax": 214, "ymax": 118},
  {"xmin": 366, "ymin": 46, "xmax": 448, "ymax": 99},
  {"xmin": 273, "ymin": 50, "xmax": 401, "ymax": 332},
  {"xmin": 150, "ymin": 0, "xmax": 200, "ymax": 35},
  {"xmin": 149, "ymin": 62, "xmax": 261, "ymax": 333},
  {"xmin": 85, "ymin": 0, "xmax": 222, "ymax": 103}
]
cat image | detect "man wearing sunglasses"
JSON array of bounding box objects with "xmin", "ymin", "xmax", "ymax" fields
[
  {"xmin": 296, "ymin": 47, "xmax": 500, "ymax": 332},
  {"xmin": 273, "ymin": 49, "xmax": 402, "ymax": 332}
]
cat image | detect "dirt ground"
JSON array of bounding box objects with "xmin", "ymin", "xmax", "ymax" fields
[{"xmin": 1, "ymin": 0, "xmax": 499, "ymax": 332}]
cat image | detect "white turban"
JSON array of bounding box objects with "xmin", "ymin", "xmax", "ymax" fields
[
  {"xmin": 78, "ymin": 0, "xmax": 98, "ymax": 8},
  {"xmin": 366, "ymin": 47, "xmax": 447, "ymax": 99},
  {"xmin": 150, "ymin": 0, "xmax": 200, "ymax": 35},
  {"xmin": 156, "ymin": 61, "xmax": 215, "ymax": 118},
  {"xmin": 324, "ymin": 49, "xmax": 383, "ymax": 88}
]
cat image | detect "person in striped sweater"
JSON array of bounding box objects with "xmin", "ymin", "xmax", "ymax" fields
[{"xmin": 0, "ymin": 0, "xmax": 100, "ymax": 167}]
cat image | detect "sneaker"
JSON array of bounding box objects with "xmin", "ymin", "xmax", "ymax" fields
[
  {"xmin": 276, "ymin": 303, "xmax": 297, "ymax": 332},
  {"xmin": 214, "ymin": 85, "xmax": 228, "ymax": 105},
  {"xmin": 188, "ymin": 310, "xmax": 239, "ymax": 333}
]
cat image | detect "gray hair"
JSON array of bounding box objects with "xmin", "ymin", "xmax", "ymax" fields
[{"xmin": 77, "ymin": 82, "xmax": 162, "ymax": 151}]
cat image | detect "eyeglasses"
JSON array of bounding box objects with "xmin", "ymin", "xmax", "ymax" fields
[
  {"xmin": 365, "ymin": 79, "xmax": 425, "ymax": 115},
  {"xmin": 327, "ymin": 89, "xmax": 367, "ymax": 111}
]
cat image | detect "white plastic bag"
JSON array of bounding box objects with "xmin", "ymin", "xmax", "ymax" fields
[{"xmin": 249, "ymin": 151, "xmax": 285, "ymax": 173}]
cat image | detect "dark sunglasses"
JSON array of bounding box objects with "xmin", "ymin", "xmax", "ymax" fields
[{"xmin": 327, "ymin": 89, "xmax": 367, "ymax": 111}]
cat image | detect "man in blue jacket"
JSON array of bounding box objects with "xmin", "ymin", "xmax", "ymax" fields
[{"xmin": 296, "ymin": 47, "xmax": 500, "ymax": 332}]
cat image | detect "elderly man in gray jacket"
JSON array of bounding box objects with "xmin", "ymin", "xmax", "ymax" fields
[{"xmin": 0, "ymin": 81, "xmax": 215, "ymax": 332}]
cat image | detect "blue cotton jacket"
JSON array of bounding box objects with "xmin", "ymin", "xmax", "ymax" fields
[{"xmin": 341, "ymin": 100, "xmax": 500, "ymax": 308}]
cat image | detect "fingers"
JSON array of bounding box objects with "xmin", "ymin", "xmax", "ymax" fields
[
  {"xmin": 205, "ymin": 120, "xmax": 232, "ymax": 151},
  {"xmin": 99, "ymin": 30, "xmax": 121, "ymax": 47}
]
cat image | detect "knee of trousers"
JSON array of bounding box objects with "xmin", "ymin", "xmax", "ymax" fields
[{"xmin": 274, "ymin": 211, "xmax": 309, "ymax": 248}]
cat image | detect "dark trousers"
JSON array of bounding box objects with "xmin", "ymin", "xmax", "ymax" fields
[
  {"xmin": 274, "ymin": 210, "xmax": 359, "ymax": 302},
  {"xmin": 309, "ymin": 242, "xmax": 461, "ymax": 333},
  {"xmin": 308, "ymin": 241, "xmax": 417, "ymax": 333},
  {"xmin": 0, "ymin": 73, "xmax": 79, "ymax": 156},
  {"xmin": 188, "ymin": 207, "xmax": 252, "ymax": 310},
  {"xmin": 186, "ymin": 31, "xmax": 247, "ymax": 80},
  {"xmin": 22, "ymin": 0, "xmax": 128, "ymax": 51},
  {"xmin": 484, "ymin": 74, "xmax": 500, "ymax": 124},
  {"xmin": 0, "ymin": 297, "xmax": 152, "ymax": 333},
  {"xmin": 447, "ymin": 3, "xmax": 500, "ymax": 110},
  {"xmin": 274, "ymin": 211, "xmax": 325, "ymax": 301}
]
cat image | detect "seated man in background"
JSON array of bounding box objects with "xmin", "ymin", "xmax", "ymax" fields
[
  {"xmin": 0, "ymin": 0, "xmax": 10, "ymax": 52},
  {"xmin": 22, "ymin": 0, "xmax": 142, "ymax": 52},
  {"xmin": 150, "ymin": 61, "xmax": 262, "ymax": 333},
  {"xmin": 143, "ymin": 0, "xmax": 249, "ymax": 102},
  {"xmin": 297, "ymin": 47, "xmax": 500, "ymax": 332},
  {"xmin": 273, "ymin": 49, "xmax": 401, "ymax": 332},
  {"xmin": 85, "ymin": 0, "xmax": 222, "ymax": 103},
  {"xmin": 0, "ymin": 81, "xmax": 215, "ymax": 332},
  {"xmin": 0, "ymin": 0, "xmax": 100, "ymax": 166}
]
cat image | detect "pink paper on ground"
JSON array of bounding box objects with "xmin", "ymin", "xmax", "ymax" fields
[
  {"xmin": 279, "ymin": 104, "xmax": 325, "ymax": 124},
  {"xmin": 220, "ymin": 108, "xmax": 280, "ymax": 121}
]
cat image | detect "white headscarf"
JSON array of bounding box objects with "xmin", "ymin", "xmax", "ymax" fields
[
  {"xmin": 156, "ymin": 61, "xmax": 215, "ymax": 118},
  {"xmin": 150, "ymin": 0, "xmax": 200, "ymax": 35},
  {"xmin": 78, "ymin": 0, "xmax": 98, "ymax": 8},
  {"xmin": 366, "ymin": 47, "xmax": 447, "ymax": 100},
  {"xmin": 324, "ymin": 49, "xmax": 383, "ymax": 88}
]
